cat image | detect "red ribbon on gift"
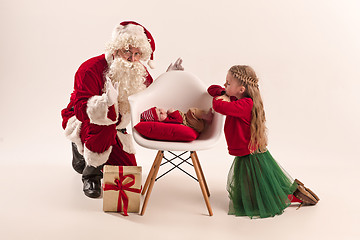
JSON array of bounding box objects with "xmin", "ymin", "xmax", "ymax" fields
[{"xmin": 103, "ymin": 166, "xmax": 141, "ymax": 216}]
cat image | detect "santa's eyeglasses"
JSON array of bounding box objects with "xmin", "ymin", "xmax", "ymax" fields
[{"xmin": 119, "ymin": 49, "xmax": 142, "ymax": 61}]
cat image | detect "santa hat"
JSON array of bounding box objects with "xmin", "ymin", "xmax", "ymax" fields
[
  {"xmin": 140, "ymin": 107, "xmax": 159, "ymax": 122},
  {"xmin": 111, "ymin": 21, "xmax": 156, "ymax": 69}
]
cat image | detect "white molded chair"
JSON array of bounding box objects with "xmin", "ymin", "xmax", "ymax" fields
[{"xmin": 128, "ymin": 71, "xmax": 224, "ymax": 216}]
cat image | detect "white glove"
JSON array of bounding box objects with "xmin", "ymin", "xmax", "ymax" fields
[
  {"xmin": 166, "ymin": 58, "xmax": 184, "ymax": 72},
  {"xmin": 105, "ymin": 79, "xmax": 119, "ymax": 106}
]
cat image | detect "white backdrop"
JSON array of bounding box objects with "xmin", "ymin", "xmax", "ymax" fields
[{"xmin": 1, "ymin": 0, "xmax": 359, "ymax": 239}]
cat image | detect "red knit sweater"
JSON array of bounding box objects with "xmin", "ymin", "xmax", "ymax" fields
[{"xmin": 208, "ymin": 85, "xmax": 253, "ymax": 156}]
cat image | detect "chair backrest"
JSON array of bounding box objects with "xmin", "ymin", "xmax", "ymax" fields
[{"xmin": 129, "ymin": 71, "xmax": 224, "ymax": 151}]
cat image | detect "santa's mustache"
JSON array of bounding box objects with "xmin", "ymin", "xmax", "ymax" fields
[
  {"xmin": 105, "ymin": 57, "xmax": 147, "ymax": 115},
  {"xmin": 107, "ymin": 58, "xmax": 146, "ymax": 83}
]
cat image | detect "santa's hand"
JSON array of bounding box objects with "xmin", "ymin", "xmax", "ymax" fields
[
  {"xmin": 166, "ymin": 58, "xmax": 184, "ymax": 72},
  {"xmin": 105, "ymin": 80, "xmax": 119, "ymax": 106}
]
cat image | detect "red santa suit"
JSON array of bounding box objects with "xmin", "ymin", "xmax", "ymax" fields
[{"xmin": 61, "ymin": 54, "xmax": 153, "ymax": 167}]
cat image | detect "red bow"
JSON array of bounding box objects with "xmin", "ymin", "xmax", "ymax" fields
[{"xmin": 103, "ymin": 166, "xmax": 141, "ymax": 216}]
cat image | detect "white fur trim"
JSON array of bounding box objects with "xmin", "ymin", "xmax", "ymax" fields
[
  {"xmin": 86, "ymin": 94, "xmax": 118, "ymax": 126},
  {"xmin": 147, "ymin": 60, "xmax": 155, "ymax": 69},
  {"xmin": 84, "ymin": 145, "xmax": 112, "ymax": 167},
  {"xmin": 111, "ymin": 25, "xmax": 125, "ymax": 40},
  {"xmin": 106, "ymin": 24, "xmax": 152, "ymax": 61},
  {"xmin": 117, "ymin": 132, "xmax": 136, "ymax": 154},
  {"xmin": 64, "ymin": 116, "xmax": 84, "ymax": 154}
]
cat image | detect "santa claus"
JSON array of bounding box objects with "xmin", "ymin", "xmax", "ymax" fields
[{"xmin": 61, "ymin": 21, "xmax": 183, "ymax": 198}]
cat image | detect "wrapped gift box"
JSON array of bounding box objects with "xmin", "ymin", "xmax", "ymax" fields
[{"xmin": 103, "ymin": 165, "xmax": 142, "ymax": 215}]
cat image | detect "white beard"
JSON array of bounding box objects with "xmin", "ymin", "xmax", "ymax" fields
[{"xmin": 105, "ymin": 57, "xmax": 147, "ymax": 115}]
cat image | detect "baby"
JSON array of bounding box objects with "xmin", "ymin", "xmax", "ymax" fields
[{"xmin": 140, "ymin": 107, "xmax": 213, "ymax": 133}]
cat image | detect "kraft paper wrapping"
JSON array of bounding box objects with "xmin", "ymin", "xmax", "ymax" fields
[{"xmin": 103, "ymin": 165, "xmax": 142, "ymax": 213}]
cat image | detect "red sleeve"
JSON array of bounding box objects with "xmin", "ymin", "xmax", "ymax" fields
[
  {"xmin": 73, "ymin": 70, "xmax": 101, "ymax": 122},
  {"xmin": 212, "ymin": 98, "xmax": 253, "ymax": 119},
  {"xmin": 207, "ymin": 85, "xmax": 225, "ymax": 97},
  {"xmin": 164, "ymin": 110, "xmax": 183, "ymax": 124}
]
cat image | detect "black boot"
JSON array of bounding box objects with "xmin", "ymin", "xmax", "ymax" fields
[
  {"xmin": 82, "ymin": 164, "xmax": 103, "ymax": 198},
  {"xmin": 71, "ymin": 143, "xmax": 86, "ymax": 174}
]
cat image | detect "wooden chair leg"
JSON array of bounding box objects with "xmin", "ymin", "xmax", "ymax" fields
[
  {"xmin": 193, "ymin": 151, "xmax": 210, "ymax": 197},
  {"xmin": 142, "ymin": 150, "xmax": 163, "ymax": 195},
  {"xmin": 140, "ymin": 151, "xmax": 163, "ymax": 215},
  {"xmin": 190, "ymin": 151, "xmax": 213, "ymax": 216}
]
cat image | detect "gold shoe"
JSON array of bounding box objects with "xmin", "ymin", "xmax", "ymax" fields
[{"xmin": 293, "ymin": 179, "xmax": 319, "ymax": 209}]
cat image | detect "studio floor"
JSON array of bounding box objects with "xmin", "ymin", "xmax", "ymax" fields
[
  {"xmin": 1, "ymin": 145, "xmax": 358, "ymax": 240},
  {"xmin": 1, "ymin": 1, "xmax": 360, "ymax": 239}
]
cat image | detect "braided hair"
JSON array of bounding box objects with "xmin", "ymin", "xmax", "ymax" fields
[{"xmin": 229, "ymin": 65, "xmax": 268, "ymax": 153}]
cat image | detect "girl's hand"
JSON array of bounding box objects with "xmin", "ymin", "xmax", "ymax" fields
[{"xmin": 216, "ymin": 95, "xmax": 230, "ymax": 102}]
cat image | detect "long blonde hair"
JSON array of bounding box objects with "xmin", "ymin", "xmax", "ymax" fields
[{"xmin": 229, "ymin": 65, "xmax": 268, "ymax": 152}]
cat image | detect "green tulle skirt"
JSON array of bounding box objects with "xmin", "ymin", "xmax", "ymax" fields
[{"xmin": 227, "ymin": 151, "xmax": 298, "ymax": 218}]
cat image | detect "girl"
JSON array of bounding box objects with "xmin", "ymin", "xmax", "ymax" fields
[{"xmin": 208, "ymin": 65, "xmax": 319, "ymax": 218}]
